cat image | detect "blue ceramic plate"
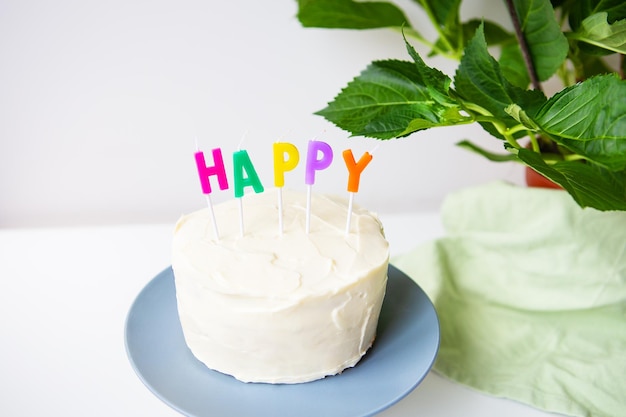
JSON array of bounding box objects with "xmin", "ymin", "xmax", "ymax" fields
[{"xmin": 125, "ymin": 265, "xmax": 439, "ymax": 417}]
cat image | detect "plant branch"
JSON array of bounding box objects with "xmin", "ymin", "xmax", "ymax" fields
[
  {"xmin": 396, "ymin": 27, "xmax": 459, "ymax": 59},
  {"xmin": 529, "ymin": 133, "xmax": 540, "ymax": 152},
  {"xmin": 419, "ymin": 1, "xmax": 456, "ymax": 55},
  {"xmin": 471, "ymin": 115, "xmax": 523, "ymax": 150},
  {"xmin": 503, "ymin": 0, "xmax": 542, "ymax": 91}
]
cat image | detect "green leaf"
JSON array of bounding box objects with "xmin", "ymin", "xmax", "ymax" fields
[
  {"xmin": 579, "ymin": 51, "xmax": 617, "ymax": 78},
  {"xmin": 568, "ymin": 12, "xmax": 626, "ymax": 54},
  {"xmin": 462, "ymin": 19, "xmax": 516, "ymax": 45},
  {"xmin": 513, "ymin": 0, "xmax": 569, "ymax": 81},
  {"xmin": 454, "ymin": 24, "xmax": 546, "ymax": 136},
  {"xmin": 517, "ymin": 148, "xmax": 626, "ymax": 211},
  {"xmin": 315, "ymin": 56, "xmax": 469, "ymax": 139},
  {"xmin": 413, "ymin": 0, "xmax": 461, "ymax": 29},
  {"xmin": 413, "ymin": 0, "xmax": 462, "ymax": 54},
  {"xmin": 403, "ymin": 34, "xmax": 456, "ymax": 107},
  {"xmin": 529, "ymin": 74, "xmax": 626, "ymax": 171},
  {"xmin": 296, "ymin": 0, "xmax": 409, "ymax": 29},
  {"xmin": 568, "ymin": 0, "xmax": 626, "ymax": 31},
  {"xmin": 456, "ymin": 140, "xmax": 518, "ymax": 162},
  {"xmin": 505, "ymin": 103, "xmax": 539, "ymax": 130},
  {"xmin": 499, "ymin": 43, "xmax": 531, "ymax": 88},
  {"xmin": 428, "ymin": 19, "xmax": 515, "ymax": 57}
]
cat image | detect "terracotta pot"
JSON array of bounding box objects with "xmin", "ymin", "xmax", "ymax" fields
[{"xmin": 525, "ymin": 166, "xmax": 562, "ymax": 189}]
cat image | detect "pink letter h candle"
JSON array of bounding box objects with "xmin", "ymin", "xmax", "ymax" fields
[{"xmin": 194, "ymin": 148, "xmax": 229, "ymax": 194}]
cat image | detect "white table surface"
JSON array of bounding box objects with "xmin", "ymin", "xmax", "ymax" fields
[{"xmin": 0, "ymin": 213, "xmax": 557, "ymax": 417}]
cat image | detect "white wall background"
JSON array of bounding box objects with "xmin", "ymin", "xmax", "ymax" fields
[{"xmin": 0, "ymin": 0, "xmax": 524, "ymax": 228}]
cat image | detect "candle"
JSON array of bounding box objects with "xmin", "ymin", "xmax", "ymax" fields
[
  {"xmin": 233, "ymin": 149, "xmax": 264, "ymax": 236},
  {"xmin": 273, "ymin": 142, "xmax": 300, "ymax": 187},
  {"xmin": 195, "ymin": 148, "xmax": 229, "ymax": 240},
  {"xmin": 192, "ymin": 139, "xmax": 379, "ymax": 238},
  {"xmin": 305, "ymin": 140, "xmax": 333, "ymax": 185},
  {"xmin": 342, "ymin": 149, "xmax": 373, "ymax": 193},
  {"xmin": 342, "ymin": 149, "xmax": 373, "ymax": 235},
  {"xmin": 233, "ymin": 149, "xmax": 264, "ymax": 198},
  {"xmin": 273, "ymin": 142, "xmax": 300, "ymax": 235},
  {"xmin": 194, "ymin": 148, "xmax": 229, "ymax": 194},
  {"xmin": 304, "ymin": 140, "xmax": 333, "ymax": 234}
]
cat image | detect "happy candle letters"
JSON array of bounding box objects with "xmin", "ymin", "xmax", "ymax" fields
[{"xmin": 194, "ymin": 140, "xmax": 372, "ymax": 198}]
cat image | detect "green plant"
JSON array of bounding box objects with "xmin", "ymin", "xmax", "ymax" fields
[{"xmin": 296, "ymin": 0, "xmax": 626, "ymax": 211}]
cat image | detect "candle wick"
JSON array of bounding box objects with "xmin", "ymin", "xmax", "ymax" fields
[{"xmin": 237, "ymin": 130, "xmax": 248, "ymax": 151}]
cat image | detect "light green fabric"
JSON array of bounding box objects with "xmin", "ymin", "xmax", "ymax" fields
[{"xmin": 393, "ymin": 181, "xmax": 626, "ymax": 417}]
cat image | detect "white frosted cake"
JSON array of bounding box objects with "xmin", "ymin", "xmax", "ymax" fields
[{"xmin": 171, "ymin": 188, "xmax": 389, "ymax": 383}]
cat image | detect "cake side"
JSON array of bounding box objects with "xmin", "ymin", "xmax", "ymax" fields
[{"xmin": 172, "ymin": 188, "xmax": 390, "ymax": 383}]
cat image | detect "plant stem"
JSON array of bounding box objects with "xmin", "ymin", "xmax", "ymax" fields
[
  {"xmin": 506, "ymin": 124, "xmax": 530, "ymax": 136},
  {"xmin": 397, "ymin": 28, "xmax": 460, "ymax": 60},
  {"xmin": 529, "ymin": 133, "xmax": 540, "ymax": 152},
  {"xmin": 564, "ymin": 154, "xmax": 587, "ymax": 162},
  {"xmin": 420, "ymin": 1, "xmax": 457, "ymax": 57},
  {"xmin": 503, "ymin": 0, "xmax": 542, "ymax": 92},
  {"xmin": 458, "ymin": 99, "xmax": 525, "ymax": 150},
  {"xmin": 472, "ymin": 116, "xmax": 522, "ymax": 150}
]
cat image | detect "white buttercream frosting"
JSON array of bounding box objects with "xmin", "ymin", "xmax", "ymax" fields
[{"xmin": 172, "ymin": 188, "xmax": 389, "ymax": 383}]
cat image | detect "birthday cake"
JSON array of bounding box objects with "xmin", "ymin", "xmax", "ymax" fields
[{"xmin": 171, "ymin": 188, "xmax": 390, "ymax": 383}]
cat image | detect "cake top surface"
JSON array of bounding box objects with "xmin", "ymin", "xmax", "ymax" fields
[{"xmin": 172, "ymin": 188, "xmax": 389, "ymax": 302}]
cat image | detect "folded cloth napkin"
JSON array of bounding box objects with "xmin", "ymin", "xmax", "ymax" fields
[{"xmin": 392, "ymin": 181, "xmax": 626, "ymax": 417}]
